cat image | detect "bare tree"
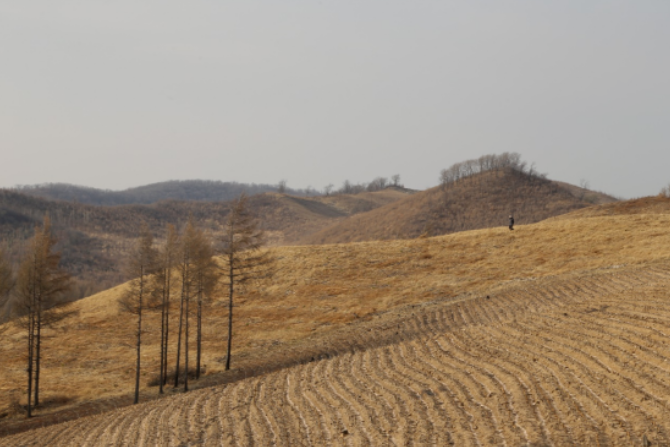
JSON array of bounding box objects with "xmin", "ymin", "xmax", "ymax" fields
[
  {"xmin": 277, "ymin": 180, "xmax": 287, "ymax": 194},
  {"xmin": 391, "ymin": 174, "xmax": 401, "ymax": 187},
  {"xmin": 661, "ymin": 184, "xmax": 670, "ymax": 198},
  {"xmin": 154, "ymin": 224, "xmax": 179, "ymax": 394},
  {"xmin": 219, "ymin": 194, "xmax": 273, "ymax": 371},
  {"xmin": 578, "ymin": 179, "xmax": 590, "ymax": 201},
  {"xmin": 0, "ymin": 248, "xmax": 12, "ymax": 302},
  {"xmin": 15, "ymin": 216, "xmax": 72, "ymax": 417},
  {"xmin": 193, "ymin": 232, "xmax": 218, "ymax": 380},
  {"xmin": 323, "ymin": 184, "xmax": 334, "ymax": 196},
  {"xmin": 118, "ymin": 225, "xmax": 158, "ymax": 404},
  {"xmin": 173, "ymin": 218, "xmax": 211, "ymax": 391},
  {"xmin": 367, "ymin": 177, "xmax": 388, "ymax": 192}
]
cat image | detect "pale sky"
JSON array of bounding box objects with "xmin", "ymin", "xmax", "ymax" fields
[{"xmin": 1, "ymin": 1, "xmax": 669, "ymax": 198}]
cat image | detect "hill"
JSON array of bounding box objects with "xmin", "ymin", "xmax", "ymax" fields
[
  {"xmin": 0, "ymin": 188, "xmax": 409, "ymax": 313},
  {"xmin": 12, "ymin": 180, "xmax": 308, "ymax": 206},
  {"xmin": 5, "ymin": 263, "xmax": 670, "ymax": 445},
  {"xmin": 301, "ymin": 168, "xmax": 618, "ymax": 245},
  {"xmin": 1, "ymin": 195, "xmax": 670, "ymax": 439}
]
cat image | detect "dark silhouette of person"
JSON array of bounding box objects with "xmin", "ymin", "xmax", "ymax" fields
[{"xmin": 509, "ymin": 215, "xmax": 515, "ymax": 230}]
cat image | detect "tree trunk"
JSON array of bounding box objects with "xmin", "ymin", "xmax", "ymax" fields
[
  {"xmin": 174, "ymin": 264, "xmax": 186, "ymax": 388},
  {"xmin": 134, "ymin": 267, "xmax": 143, "ymax": 405},
  {"xmin": 34, "ymin": 309, "xmax": 41, "ymax": 407},
  {"xmin": 184, "ymin": 280, "xmax": 189, "ymax": 392},
  {"xmin": 159, "ymin": 280, "xmax": 165, "ymax": 395},
  {"xmin": 26, "ymin": 310, "xmax": 34, "ymax": 418},
  {"xmin": 225, "ymin": 259, "xmax": 234, "ymax": 371},
  {"xmin": 196, "ymin": 277, "xmax": 202, "ymax": 380},
  {"xmin": 163, "ymin": 270, "xmax": 170, "ymax": 387}
]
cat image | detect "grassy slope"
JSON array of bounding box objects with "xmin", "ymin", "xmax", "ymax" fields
[
  {"xmin": 0, "ymin": 189, "xmax": 410, "ymax": 311},
  {"xmin": 301, "ymin": 170, "xmax": 611, "ymax": 245},
  {"xmin": 1, "ymin": 196, "xmax": 670, "ymax": 425}
]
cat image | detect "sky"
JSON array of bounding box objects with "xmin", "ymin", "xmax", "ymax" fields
[{"xmin": 1, "ymin": 1, "xmax": 669, "ymax": 198}]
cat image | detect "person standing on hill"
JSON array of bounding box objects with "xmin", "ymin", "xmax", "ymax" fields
[{"xmin": 509, "ymin": 215, "xmax": 515, "ymax": 230}]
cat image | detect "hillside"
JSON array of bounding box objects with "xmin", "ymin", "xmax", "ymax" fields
[
  {"xmin": 0, "ymin": 188, "xmax": 409, "ymax": 313},
  {"xmin": 301, "ymin": 168, "xmax": 618, "ymax": 245},
  {"xmin": 12, "ymin": 180, "xmax": 305, "ymax": 206},
  {"xmin": 1, "ymin": 196, "xmax": 670, "ymax": 440},
  {"xmin": 5, "ymin": 264, "xmax": 670, "ymax": 445}
]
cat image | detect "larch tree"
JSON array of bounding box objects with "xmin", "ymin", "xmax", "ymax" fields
[
  {"xmin": 15, "ymin": 216, "xmax": 73, "ymax": 417},
  {"xmin": 173, "ymin": 218, "xmax": 206, "ymax": 391},
  {"xmin": 193, "ymin": 230, "xmax": 218, "ymax": 380},
  {"xmin": 155, "ymin": 224, "xmax": 179, "ymax": 394},
  {"xmin": 219, "ymin": 194, "xmax": 273, "ymax": 371},
  {"xmin": 118, "ymin": 225, "xmax": 158, "ymax": 405},
  {"xmin": 0, "ymin": 248, "xmax": 13, "ymax": 303}
]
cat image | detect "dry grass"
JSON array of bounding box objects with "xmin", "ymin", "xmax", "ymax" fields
[
  {"xmin": 5, "ymin": 262, "xmax": 670, "ymax": 445},
  {"xmin": 301, "ymin": 169, "xmax": 607, "ymax": 245},
  {"xmin": 1, "ymin": 201, "xmax": 670, "ymax": 431}
]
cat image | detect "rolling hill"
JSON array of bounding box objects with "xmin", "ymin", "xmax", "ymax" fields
[
  {"xmin": 0, "ymin": 188, "xmax": 410, "ymax": 314},
  {"xmin": 301, "ymin": 168, "xmax": 618, "ymax": 245},
  {"xmin": 12, "ymin": 180, "xmax": 306, "ymax": 206},
  {"xmin": 1, "ymin": 195, "xmax": 669, "ymax": 442}
]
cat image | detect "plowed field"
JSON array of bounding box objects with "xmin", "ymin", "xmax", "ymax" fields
[{"xmin": 5, "ymin": 263, "xmax": 670, "ymax": 446}]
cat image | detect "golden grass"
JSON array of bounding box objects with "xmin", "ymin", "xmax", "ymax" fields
[{"xmin": 2, "ymin": 206, "xmax": 670, "ymax": 421}]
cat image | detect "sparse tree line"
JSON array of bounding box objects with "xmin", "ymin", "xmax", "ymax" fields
[
  {"xmin": 439, "ymin": 152, "xmax": 546, "ymax": 187},
  {"xmin": 322, "ymin": 174, "xmax": 403, "ymax": 196},
  {"xmin": 0, "ymin": 194, "xmax": 272, "ymax": 417}
]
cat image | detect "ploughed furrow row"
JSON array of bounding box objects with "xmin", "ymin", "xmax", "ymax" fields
[
  {"xmin": 216, "ymin": 381, "xmax": 249, "ymax": 446},
  {"xmin": 7, "ymin": 265, "xmax": 670, "ymax": 446},
  {"xmin": 577, "ymin": 313, "xmax": 670, "ymax": 381},
  {"xmin": 477, "ymin": 324, "xmax": 613, "ymax": 445},
  {"xmin": 355, "ymin": 348, "xmax": 411, "ymax": 446},
  {"xmin": 377, "ymin": 344, "xmax": 441, "ymax": 446},
  {"xmin": 429, "ymin": 335, "xmax": 521, "ymax": 445},
  {"xmin": 493, "ymin": 320, "xmax": 637, "ymax": 425},
  {"xmin": 348, "ymin": 349, "xmax": 399, "ymax": 445},
  {"xmin": 250, "ymin": 375, "xmax": 279, "ymax": 446},
  {"xmin": 530, "ymin": 313, "xmax": 670, "ymax": 422},
  {"xmin": 135, "ymin": 394, "xmax": 179, "ymax": 446},
  {"xmin": 300, "ymin": 359, "xmax": 336, "ymax": 445},
  {"xmin": 444, "ymin": 331, "xmax": 535, "ymax": 445},
  {"xmin": 329, "ymin": 353, "xmax": 383, "ymax": 445},
  {"xmin": 404, "ymin": 338, "xmax": 503, "ymax": 445},
  {"xmin": 365, "ymin": 346, "xmax": 428, "ymax": 445},
  {"xmin": 99, "ymin": 404, "xmax": 145, "ymax": 446},
  {"xmin": 549, "ymin": 314, "xmax": 670, "ymax": 440},
  {"xmin": 251, "ymin": 368, "xmax": 286, "ymax": 446},
  {"xmin": 452, "ymin": 329, "xmax": 555, "ymax": 446},
  {"xmin": 495, "ymin": 316, "xmax": 670, "ymax": 445},
  {"xmin": 283, "ymin": 367, "xmax": 315, "ymax": 446},
  {"xmin": 320, "ymin": 351, "xmax": 372, "ymax": 446},
  {"xmin": 202, "ymin": 387, "xmax": 226, "ymax": 447},
  {"xmin": 394, "ymin": 342, "xmax": 466, "ymax": 446}
]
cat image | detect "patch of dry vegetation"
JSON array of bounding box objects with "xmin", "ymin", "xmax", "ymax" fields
[
  {"xmin": 0, "ymin": 188, "xmax": 410, "ymax": 314},
  {"xmin": 1, "ymin": 201, "xmax": 670, "ymax": 432},
  {"xmin": 301, "ymin": 169, "xmax": 607, "ymax": 245},
  {"xmin": 5, "ymin": 262, "xmax": 670, "ymax": 445}
]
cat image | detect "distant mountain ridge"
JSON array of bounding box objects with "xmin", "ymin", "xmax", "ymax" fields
[{"xmin": 13, "ymin": 180, "xmax": 308, "ymax": 206}]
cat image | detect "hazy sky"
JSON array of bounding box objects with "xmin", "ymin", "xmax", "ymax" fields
[{"xmin": 1, "ymin": 1, "xmax": 669, "ymax": 198}]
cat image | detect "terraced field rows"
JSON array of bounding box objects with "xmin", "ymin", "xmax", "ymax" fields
[{"xmin": 5, "ymin": 265, "xmax": 670, "ymax": 446}]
